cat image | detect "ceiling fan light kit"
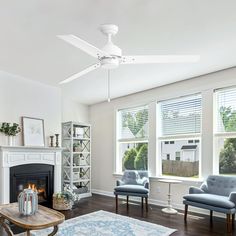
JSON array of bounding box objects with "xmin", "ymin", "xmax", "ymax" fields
[{"xmin": 58, "ymin": 24, "xmax": 200, "ymax": 101}]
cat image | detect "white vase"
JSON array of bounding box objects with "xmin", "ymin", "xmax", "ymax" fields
[{"xmin": 8, "ymin": 136, "xmax": 15, "ymax": 146}]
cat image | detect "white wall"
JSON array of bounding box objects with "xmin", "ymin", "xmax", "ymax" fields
[
  {"xmin": 0, "ymin": 71, "xmax": 61, "ymax": 146},
  {"xmin": 62, "ymin": 97, "xmax": 89, "ymax": 124},
  {"xmin": 89, "ymin": 67, "xmax": 236, "ymax": 213}
]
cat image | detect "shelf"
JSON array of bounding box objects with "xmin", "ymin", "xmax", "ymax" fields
[
  {"xmin": 63, "ymin": 137, "xmax": 90, "ymax": 141},
  {"xmin": 64, "ymin": 179, "xmax": 90, "ymax": 183},
  {"xmin": 62, "ymin": 151, "xmax": 90, "ymax": 154},
  {"xmin": 64, "ymin": 165, "xmax": 90, "ymax": 168},
  {"xmin": 62, "ymin": 121, "xmax": 91, "ymax": 198}
]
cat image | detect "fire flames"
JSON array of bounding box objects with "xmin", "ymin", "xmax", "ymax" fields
[{"xmin": 27, "ymin": 183, "xmax": 45, "ymax": 195}]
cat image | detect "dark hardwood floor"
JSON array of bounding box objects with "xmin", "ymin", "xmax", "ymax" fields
[
  {"xmin": 12, "ymin": 194, "xmax": 234, "ymax": 235},
  {"xmin": 62, "ymin": 194, "xmax": 234, "ymax": 236}
]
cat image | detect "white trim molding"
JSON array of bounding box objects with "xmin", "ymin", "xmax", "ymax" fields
[{"xmin": 0, "ymin": 146, "xmax": 63, "ymax": 204}]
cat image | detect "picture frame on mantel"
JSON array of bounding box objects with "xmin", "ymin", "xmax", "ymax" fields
[{"xmin": 22, "ymin": 117, "xmax": 45, "ymax": 147}]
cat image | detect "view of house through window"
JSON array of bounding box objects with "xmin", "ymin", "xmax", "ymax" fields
[
  {"xmin": 161, "ymin": 139, "xmax": 200, "ymax": 177},
  {"xmin": 215, "ymin": 87, "xmax": 236, "ymax": 175},
  {"xmin": 158, "ymin": 94, "xmax": 202, "ymax": 178},
  {"xmin": 117, "ymin": 105, "xmax": 148, "ymax": 172}
]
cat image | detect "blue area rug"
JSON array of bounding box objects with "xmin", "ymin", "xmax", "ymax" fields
[{"xmin": 18, "ymin": 210, "xmax": 176, "ymax": 236}]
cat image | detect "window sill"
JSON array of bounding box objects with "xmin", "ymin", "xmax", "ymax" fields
[
  {"xmin": 150, "ymin": 176, "xmax": 204, "ymax": 184},
  {"xmin": 113, "ymin": 173, "xmax": 203, "ymax": 185}
]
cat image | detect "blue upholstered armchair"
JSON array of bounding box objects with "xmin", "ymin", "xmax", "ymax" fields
[
  {"xmin": 183, "ymin": 175, "xmax": 236, "ymax": 232},
  {"xmin": 114, "ymin": 170, "xmax": 149, "ymax": 212}
]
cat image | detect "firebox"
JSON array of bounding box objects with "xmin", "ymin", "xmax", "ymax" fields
[{"xmin": 10, "ymin": 164, "xmax": 54, "ymax": 206}]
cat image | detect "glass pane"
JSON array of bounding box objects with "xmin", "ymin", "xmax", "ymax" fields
[
  {"xmin": 118, "ymin": 106, "xmax": 149, "ymax": 139},
  {"xmin": 216, "ymin": 88, "xmax": 236, "ymax": 132},
  {"xmin": 161, "ymin": 139, "xmax": 200, "ymax": 177},
  {"xmin": 218, "ymin": 138, "xmax": 236, "ymax": 174},
  {"xmin": 159, "ymin": 94, "xmax": 202, "ymax": 136},
  {"xmin": 119, "ymin": 142, "xmax": 148, "ymax": 171}
]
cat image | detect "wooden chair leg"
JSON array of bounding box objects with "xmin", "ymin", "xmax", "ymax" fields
[
  {"xmin": 184, "ymin": 205, "xmax": 188, "ymax": 222},
  {"xmin": 115, "ymin": 195, "xmax": 118, "ymax": 213},
  {"xmin": 141, "ymin": 197, "xmax": 144, "ymax": 209},
  {"xmin": 232, "ymin": 214, "xmax": 235, "ymax": 229},
  {"xmin": 145, "ymin": 197, "xmax": 148, "ymax": 212},
  {"xmin": 210, "ymin": 210, "xmax": 213, "ymax": 224},
  {"xmin": 126, "ymin": 196, "xmax": 129, "ymax": 209},
  {"xmin": 227, "ymin": 214, "xmax": 232, "ymax": 233}
]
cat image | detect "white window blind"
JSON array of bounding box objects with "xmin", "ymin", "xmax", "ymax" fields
[
  {"xmin": 160, "ymin": 94, "xmax": 202, "ymax": 136},
  {"xmin": 118, "ymin": 105, "xmax": 149, "ymax": 140},
  {"xmin": 216, "ymin": 87, "xmax": 236, "ymax": 133}
]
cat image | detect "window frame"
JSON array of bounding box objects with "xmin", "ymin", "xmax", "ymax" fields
[
  {"xmin": 115, "ymin": 104, "xmax": 149, "ymax": 174},
  {"xmin": 213, "ymin": 87, "xmax": 236, "ymax": 174},
  {"xmin": 157, "ymin": 93, "xmax": 202, "ymax": 179}
]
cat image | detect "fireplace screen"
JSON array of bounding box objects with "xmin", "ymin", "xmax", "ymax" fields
[{"xmin": 10, "ymin": 164, "xmax": 54, "ymax": 206}]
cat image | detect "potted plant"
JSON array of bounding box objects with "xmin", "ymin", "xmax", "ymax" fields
[
  {"xmin": 53, "ymin": 188, "xmax": 79, "ymax": 210},
  {"xmin": 0, "ymin": 122, "xmax": 21, "ymax": 146}
]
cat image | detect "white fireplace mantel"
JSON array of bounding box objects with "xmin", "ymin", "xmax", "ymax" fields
[{"xmin": 0, "ymin": 146, "xmax": 63, "ymax": 204}]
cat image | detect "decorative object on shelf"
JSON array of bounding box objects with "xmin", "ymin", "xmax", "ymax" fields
[
  {"xmin": 50, "ymin": 136, "xmax": 54, "ymax": 147},
  {"xmin": 75, "ymin": 127, "xmax": 84, "ymax": 138},
  {"xmin": 73, "ymin": 142, "xmax": 82, "ymax": 152},
  {"xmin": 18, "ymin": 188, "xmax": 38, "ymax": 216},
  {"xmin": 22, "ymin": 117, "xmax": 45, "ymax": 147},
  {"xmin": 78, "ymin": 154, "xmax": 87, "ymax": 166},
  {"xmin": 0, "ymin": 122, "xmax": 21, "ymax": 146},
  {"xmin": 55, "ymin": 134, "xmax": 60, "ymax": 147}
]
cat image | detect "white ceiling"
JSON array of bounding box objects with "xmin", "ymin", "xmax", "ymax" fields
[{"xmin": 0, "ymin": 0, "xmax": 236, "ymax": 105}]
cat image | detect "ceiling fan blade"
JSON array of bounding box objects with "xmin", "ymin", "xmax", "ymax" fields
[
  {"xmin": 57, "ymin": 35, "xmax": 110, "ymax": 58},
  {"xmin": 121, "ymin": 55, "xmax": 200, "ymax": 64},
  {"xmin": 59, "ymin": 63, "xmax": 101, "ymax": 84}
]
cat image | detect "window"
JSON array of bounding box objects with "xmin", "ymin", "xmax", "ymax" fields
[
  {"xmin": 116, "ymin": 105, "xmax": 148, "ymax": 172},
  {"xmin": 215, "ymin": 87, "xmax": 236, "ymax": 175},
  {"xmin": 175, "ymin": 151, "xmax": 181, "ymax": 161},
  {"xmin": 167, "ymin": 154, "xmax": 170, "ymax": 160},
  {"xmin": 158, "ymin": 94, "xmax": 202, "ymax": 178}
]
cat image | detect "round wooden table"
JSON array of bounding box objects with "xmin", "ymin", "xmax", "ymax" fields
[
  {"xmin": 0, "ymin": 203, "xmax": 65, "ymax": 236},
  {"xmin": 158, "ymin": 179, "xmax": 182, "ymax": 214}
]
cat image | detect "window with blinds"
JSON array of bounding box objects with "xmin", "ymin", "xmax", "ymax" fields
[
  {"xmin": 118, "ymin": 105, "xmax": 149, "ymax": 140},
  {"xmin": 117, "ymin": 105, "xmax": 149, "ymax": 172},
  {"xmin": 215, "ymin": 87, "xmax": 236, "ymax": 133},
  {"xmin": 159, "ymin": 94, "xmax": 202, "ymax": 136}
]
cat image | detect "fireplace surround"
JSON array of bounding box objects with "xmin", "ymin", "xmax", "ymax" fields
[
  {"xmin": 0, "ymin": 146, "xmax": 62, "ymax": 204},
  {"xmin": 10, "ymin": 164, "xmax": 54, "ymax": 206}
]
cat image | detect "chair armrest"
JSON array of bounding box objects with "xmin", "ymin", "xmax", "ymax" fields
[
  {"xmin": 116, "ymin": 180, "xmax": 125, "ymax": 186},
  {"xmin": 229, "ymin": 192, "xmax": 236, "ymax": 204},
  {"xmin": 189, "ymin": 186, "xmax": 204, "ymax": 194},
  {"xmin": 138, "ymin": 177, "xmax": 149, "ymax": 189}
]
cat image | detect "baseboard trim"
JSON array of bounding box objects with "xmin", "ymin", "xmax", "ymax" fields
[{"xmin": 91, "ymin": 189, "xmax": 227, "ymax": 219}]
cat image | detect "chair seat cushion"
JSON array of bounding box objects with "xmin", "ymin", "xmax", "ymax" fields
[
  {"xmin": 183, "ymin": 193, "xmax": 235, "ymax": 209},
  {"xmin": 114, "ymin": 185, "xmax": 149, "ymax": 194}
]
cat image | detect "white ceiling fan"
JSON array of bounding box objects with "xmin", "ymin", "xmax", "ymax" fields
[{"xmin": 57, "ymin": 24, "xmax": 200, "ymax": 85}]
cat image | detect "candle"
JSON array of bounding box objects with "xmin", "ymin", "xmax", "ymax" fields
[{"xmin": 24, "ymin": 200, "xmax": 32, "ymax": 214}]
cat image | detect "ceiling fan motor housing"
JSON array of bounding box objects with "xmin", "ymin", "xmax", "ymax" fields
[{"xmin": 101, "ymin": 57, "xmax": 119, "ymax": 69}]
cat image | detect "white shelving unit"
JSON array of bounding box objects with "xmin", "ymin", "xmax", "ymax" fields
[{"xmin": 62, "ymin": 122, "xmax": 91, "ymax": 198}]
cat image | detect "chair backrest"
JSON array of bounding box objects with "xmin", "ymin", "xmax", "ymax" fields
[
  {"xmin": 137, "ymin": 171, "xmax": 149, "ymax": 179},
  {"xmin": 204, "ymin": 175, "xmax": 236, "ymax": 196},
  {"xmin": 122, "ymin": 170, "xmax": 149, "ymax": 185}
]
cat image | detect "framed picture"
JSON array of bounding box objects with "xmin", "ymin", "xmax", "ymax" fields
[{"xmin": 22, "ymin": 117, "xmax": 45, "ymax": 147}]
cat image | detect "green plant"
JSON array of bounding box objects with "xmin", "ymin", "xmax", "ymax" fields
[
  {"xmin": 0, "ymin": 122, "xmax": 21, "ymax": 136},
  {"xmin": 134, "ymin": 144, "xmax": 148, "ymax": 170},
  {"xmin": 123, "ymin": 148, "xmax": 137, "ymax": 170},
  {"xmin": 54, "ymin": 191, "xmax": 75, "ymax": 202}
]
